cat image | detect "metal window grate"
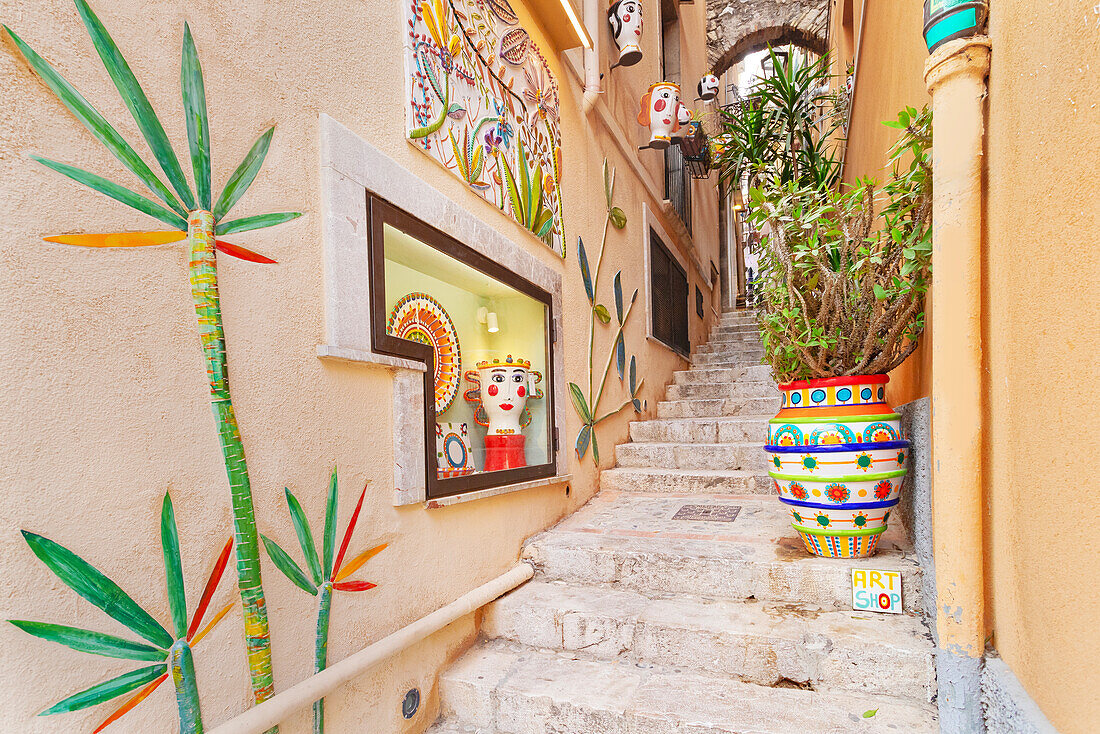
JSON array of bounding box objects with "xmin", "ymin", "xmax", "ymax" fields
[{"xmin": 650, "ymin": 228, "xmax": 689, "ymax": 356}]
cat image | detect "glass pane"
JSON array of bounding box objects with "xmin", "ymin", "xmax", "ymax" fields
[{"xmin": 382, "ymin": 223, "xmax": 551, "ymax": 480}]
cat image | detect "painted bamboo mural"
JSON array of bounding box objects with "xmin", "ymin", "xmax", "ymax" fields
[
  {"xmin": 569, "ymin": 160, "xmax": 646, "ymax": 463},
  {"xmin": 261, "ymin": 466, "xmax": 385, "ymax": 734},
  {"xmin": 4, "ymin": 1, "xmax": 300, "ymax": 715},
  {"xmin": 8, "ymin": 493, "xmax": 234, "ymax": 733}
]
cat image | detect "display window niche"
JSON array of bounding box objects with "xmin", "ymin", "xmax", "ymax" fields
[{"xmin": 368, "ymin": 194, "xmax": 558, "ymax": 499}]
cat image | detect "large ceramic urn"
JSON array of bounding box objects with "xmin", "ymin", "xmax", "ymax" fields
[
  {"xmin": 765, "ymin": 375, "xmax": 909, "ymax": 558},
  {"xmin": 464, "ymin": 356, "xmax": 543, "ymax": 472}
]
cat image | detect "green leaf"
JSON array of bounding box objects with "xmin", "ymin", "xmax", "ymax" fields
[
  {"xmin": 71, "ymin": 0, "xmax": 195, "ymax": 210},
  {"xmin": 517, "ymin": 140, "xmax": 531, "ymax": 226},
  {"xmin": 3, "ymin": 23, "xmax": 188, "ymax": 217},
  {"xmin": 497, "ymin": 150, "xmax": 522, "ymax": 224},
  {"xmin": 602, "ymin": 158, "xmax": 612, "ymax": 211},
  {"xmin": 615, "ymin": 335, "xmax": 625, "ymax": 381},
  {"xmin": 214, "ymin": 127, "xmax": 274, "ymax": 221},
  {"xmin": 21, "ymin": 531, "xmax": 173, "ymax": 649},
  {"xmin": 613, "ymin": 272, "xmax": 624, "ymax": 324},
  {"xmin": 862, "ymin": 709, "xmax": 878, "ymax": 719},
  {"xmin": 591, "ymin": 431, "xmax": 600, "ymax": 464},
  {"xmin": 181, "ymin": 24, "xmax": 211, "ymax": 210},
  {"xmin": 577, "ymin": 237, "xmax": 594, "ymax": 304},
  {"xmin": 41, "ymin": 663, "xmax": 166, "ymax": 715},
  {"xmin": 215, "ymin": 211, "xmax": 301, "ymax": 236},
  {"xmin": 9, "ymin": 621, "xmax": 166, "ymax": 662},
  {"xmin": 568, "ymin": 382, "xmax": 592, "ymax": 423},
  {"xmin": 575, "ymin": 424, "xmax": 591, "ymax": 460},
  {"xmin": 160, "ymin": 493, "xmax": 187, "ymax": 640},
  {"xmin": 534, "ymin": 208, "xmax": 554, "ymax": 238},
  {"xmin": 632, "ymin": 397, "xmax": 643, "ymax": 412},
  {"xmin": 594, "ymin": 304, "xmax": 611, "ymax": 324},
  {"xmin": 30, "ymin": 155, "xmax": 187, "ymax": 230},
  {"xmin": 608, "ymin": 206, "xmax": 626, "ymax": 230},
  {"xmin": 284, "ymin": 488, "xmax": 322, "ymax": 585},
  {"xmin": 260, "ymin": 535, "xmax": 317, "ymax": 595},
  {"xmin": 322, "ymin": 466, "xmax": 338, "ymax": 579},
  {"xmin": 629, "ymin": 356, "xmax": 637, "ymax": 396},
  {"xmin": 873, "ymin": 284, "xmax": 887, "ymax": 300}
]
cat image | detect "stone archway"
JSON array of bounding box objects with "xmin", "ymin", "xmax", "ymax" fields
[{"xmin": 707, "ymin": 0, "xmax": 830, "ymax": 76}]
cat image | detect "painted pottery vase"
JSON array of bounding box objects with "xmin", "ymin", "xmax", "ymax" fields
[
  {"xmin": 765, "ymin": 375, "xmax": 908, "ymax": 558},
  {"xmin": 637, "ymin": 82, "xmax": 683, "ymax": 150},
  {"xmin": 464, "ymin": 356, "xmax": 543, "ymax": 471},
  {"xmin": 697, "ymin": 74, "xmax": 720, "ymax": 101},
  {"xmin": 607, "ymin": 0, "xmax": 643, "ymax": 67}
]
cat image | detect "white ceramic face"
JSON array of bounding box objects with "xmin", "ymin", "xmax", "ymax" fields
[
  {"xmin": 649, "ymin": 84, "xmax": 681, "ymax": 141},
  {"xmin": 613, "ymin": 1, "xmax": 643, "ymax": 50},
  {"xmin": 677, "ymin": 103, "xmax": 693, "ymax": 126},
  {"xmin": 480, "ymin": 365, "xmax": 530, "ymax": 434},
  {"xmin": 698, "ymin": 74, "xmax": 720, "ymax": 100}
]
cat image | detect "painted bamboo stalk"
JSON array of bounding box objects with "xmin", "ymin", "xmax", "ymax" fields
[
  {"xmin": 313, "ymin": 583, "xmax": 333, "ymax": 734},
  {"xmin": 187, "ymin": 210, "xmax": 275, "ymax": 704},
  {"xmin": 170, "ymin": 640, "xmax": 203, "ymax": 734}
]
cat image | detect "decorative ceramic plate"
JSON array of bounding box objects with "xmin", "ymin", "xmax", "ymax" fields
[{"xmin": 388, "ymin": 293, "xmax": 461, "ymax": 413}]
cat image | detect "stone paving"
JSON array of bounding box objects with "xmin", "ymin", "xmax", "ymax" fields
[{"xmin": 427, "ymin": 311, "xmax": 937, "ymax": 733}]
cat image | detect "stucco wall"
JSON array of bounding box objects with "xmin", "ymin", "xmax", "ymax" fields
[
  {"xmin": 0, "ymin": 0, "xmax": 717, "ymax": 731},
  {"xmin": 837, "ymin": 0, "xmax": 931, "ymax": 407},
  {"xmin": 984, "ymin": 2, "xmax": 1100, "ymax": 731}
]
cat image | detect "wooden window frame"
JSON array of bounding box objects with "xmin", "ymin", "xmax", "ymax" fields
[{"xmin": 367, "ymin": 193, "xmax": 558, "ymax": 500}]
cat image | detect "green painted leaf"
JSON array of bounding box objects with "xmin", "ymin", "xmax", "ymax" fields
[
  {"xmin": 21, "ymin": 531, "xmax": 173, "ymax": 649},
  {"xmin": 613, "ymin": 272, "xmax": 624, "ymax": 324},
  {"xmin": 603, "ymin": 158, "xmax": 612, "ymax": 210},
  {"xmin": 632, "ymin": 397, "xmax": 643, "ymax": 412},
  {"xmin": 215, "ymin": 211, "xmax": 301, "ymax": 236},
  {"xmin": 3, "ymin": 24, "xmax": 187, "ymax": 217},
  {"xmin": 629, "ymin": 356, "xmax": 637, "ymax": 396},
  {"xmin": 71, "ymin": 0, "xmax": 195, "ymax": 210},
  {"xmin": 322, "ymin": 466, "xmax": 338, "ymax": 579},
  {"xmin": 609, "ymin": 206, "xmax": 626, "ymax": 229},
  {"xmin": 9, "ymin": 621, "xmax": 166, "ymax": 662},
  {"xmin": 862, "ymin": 709, "xmax": 878, "ymax": 718},
  {"xmin": 31, "ymin": 156, "xmax": 188, "ymax": 230},
  {"xmin": 284, "ymin": 488, "xmax": 322, "ymax": 585},
  {"xmin": 577, "ymin": 237, "xmax": 594, "ymax": 304},
  {"xmin": 260, "ymin": 535, "xmax": 317, "ymax": 595},
  {"xmin": 160, "ymin": 493, "xmax": 187, "ymax": 639},
  {"xmin": 591, "ymin": 431, "xmax": 600, "ymax": 464},
  {"xmin": 214, "ymin": 127, "xmax": 274, "ymax": 221},
  {"xmin": 517, "ymin": 140, "xmax": 531, "ymax": 226},
  {"xmin": 534, "ymin": 208, "xmax": 554, "ymax": 238},
  {"xmin": 568, "ymin": 382, "xmax": 592, "ymax": 423},
  {"xmin": 41, "ymin": 663, "xmax": 166, "ymax": 715},
  {"xmin": 575, "ymin": 424, "xmax": 591, "ymax": 460},
  {"xmin": 528, "ymin": 157, "xmax": 543, "ymax": 228},
  {"xmin": 615, "ymin": 334, "xmax": 625, "ymax": 381},
  {"xmin": 181, "ymin": 24, "xmax": 211, "ymax": 210},
  {"xmin": 497, "ymin": 151, "xmax": 522, "ymax": 225},
  {"xmin": 594, "ymin": 304, "xmax": 611, "ymax": 324}
]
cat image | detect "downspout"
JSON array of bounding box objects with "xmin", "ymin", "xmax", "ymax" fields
[
  {"xmin": 924, "ymin": 35, "xmax": 992, "ymax": 734},
  {"xmin": 582, "ymin": 0, "xmax": 602, "ymax": 114},
  {"xmin": 838, "ymin": 0, "xmax": 867, "ymax": 179}
]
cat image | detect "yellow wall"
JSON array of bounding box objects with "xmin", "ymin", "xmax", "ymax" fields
[
  {"xmin": 984, "ymin": 2, "xmax": 1100, "ymax": 731},
  {"xmin": 0, "ymin": 0, "xmax": 717, "ymax": 731}
]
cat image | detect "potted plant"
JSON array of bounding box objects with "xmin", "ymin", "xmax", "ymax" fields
[{"xmin": 716, "ymin": 49, "xmax": 933, "ymax": 558}]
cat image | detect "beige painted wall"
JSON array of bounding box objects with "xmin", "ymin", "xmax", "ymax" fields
[
  {"xmin": 0, "ymin": 0, "xmax": 717, "ymax": 731},
  {"xmin": 984, "ymin": 2, "xmax": 1100, "ymax": 731}
]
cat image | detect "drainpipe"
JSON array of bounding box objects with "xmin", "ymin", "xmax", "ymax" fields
[
  {"xmin": 924, "ymin": 35, "xmax": 991, "ymax": 734},
  {"xmin": 582, "ymin": 0, "xmax": 602, "ymax": 114}
]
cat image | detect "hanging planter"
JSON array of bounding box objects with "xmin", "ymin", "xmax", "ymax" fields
[
  {"xmin": 766, "ymin": 375, "xmax": 909, "ymax": 559},
  {"xmin": 679, "ymin": 120, "xmax": 711, "ymax": 179}
]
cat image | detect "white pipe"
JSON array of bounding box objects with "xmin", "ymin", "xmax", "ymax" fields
[
  {"xmin": 207, "ymin": 563, "xmax": 535, "ymax": 734},
  {"xmin": 582, "ymin": 0, "xmax": 602, "ymax": 113}
]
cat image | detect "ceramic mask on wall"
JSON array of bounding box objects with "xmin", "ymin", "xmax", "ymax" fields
[
  {"xmin": 464, "ymin": 356, "xmax": 543, "ymax": 471},
  {"xmin": 697, "ymin": 74, "xmax": 720, "ymax": 101},
  {"xmin": 607, "ymin": 0, "xmax": 643, "ymax": 67},
  {"xmin": 637, "ymin": 82, "xmax": 683, "ymax": 149}
]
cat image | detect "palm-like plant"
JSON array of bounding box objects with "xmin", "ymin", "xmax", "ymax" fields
[
  {"xmin": 261, "ymin": 466, "xmax": 385, "ymax": 734},
  {"xmin": 4, "ymin": 0, "xmax": 300, "ymax": 709},
  {"xmin": 9, "ymin": 494, "xmax": 234, "ymax": 733},
  {"xmin": 497, "ymin": 139, "xmax": 554, "ymax": 241}
]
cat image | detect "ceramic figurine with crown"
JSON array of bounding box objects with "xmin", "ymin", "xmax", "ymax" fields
[
  {"xmin": 637, "ymin": 81, "xmax": 684, "ymax": 149},
  {"xmin": 464, "ymin": 356, "xmax": 544, "ymax": 471},
  {"xmin": 608, "ymin": 0, "xmax": 643, "ymax": 68}
]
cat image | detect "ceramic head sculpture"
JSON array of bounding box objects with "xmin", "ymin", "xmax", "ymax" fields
[
  {"xmin": 677, "ymin": 102, "xmax": 695, "ymax": 128},
  {"xmin": 464, "ymin": 356, "xmax": 544, "ymax": 471},
  {"xmin": 697, "ymin": 74, "xmax": 720, "ymax": 101},
  {"xmin": 637, "ymin": 81, "xmax": 683, "ymax": 149},
  {"xmin": 607, "ymin": 0, "xmax": 643, "ymax": 67}
]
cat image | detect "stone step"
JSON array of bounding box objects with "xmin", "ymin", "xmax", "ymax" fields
[
  {"xmin": 524, "ymin": 493, "xmax": 923, "ymax": 612},
  {"xmin": 434, "ymin": 643, "xmax": 937, "ymax": 734},
  {"xmin": 673, "ymin": 364, "xmax": 773, "ymax": 385},
  {"xmin": 657, "ymin": 396, "xmax": 780, "ymax": 418},
  {"xmin": 600, "ymin": 467, "xmax": 771, "ymax": 494},
  {"xmin": 629, "ymin": 416, "xmax": 768, "ymax": 444},
  {"xmin": 616, "ymin": 441, "xmax": 768, "ymax": 472},
  {"xmin": 696, "ymin": 341, "xmax": 766, "ymax": 356},
  {"xmin": 667, "ymin": 381, "xmax": 779, "ymax": 401},
  {"xmin": 694, "ymin": 346, "xmax": 766, "ymax": 359},
  {"xmin": 482, "ymin": 581, "xmax": 936, "ymax": 701},
  {"xmin": 693, "ymin": 355, "xmax": 768, "ymax": 368}
]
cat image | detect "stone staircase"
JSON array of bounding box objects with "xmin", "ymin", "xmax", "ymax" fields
[{"xmin": 427, "ymin": 310, "xmax": 937, "ymax": 733}]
